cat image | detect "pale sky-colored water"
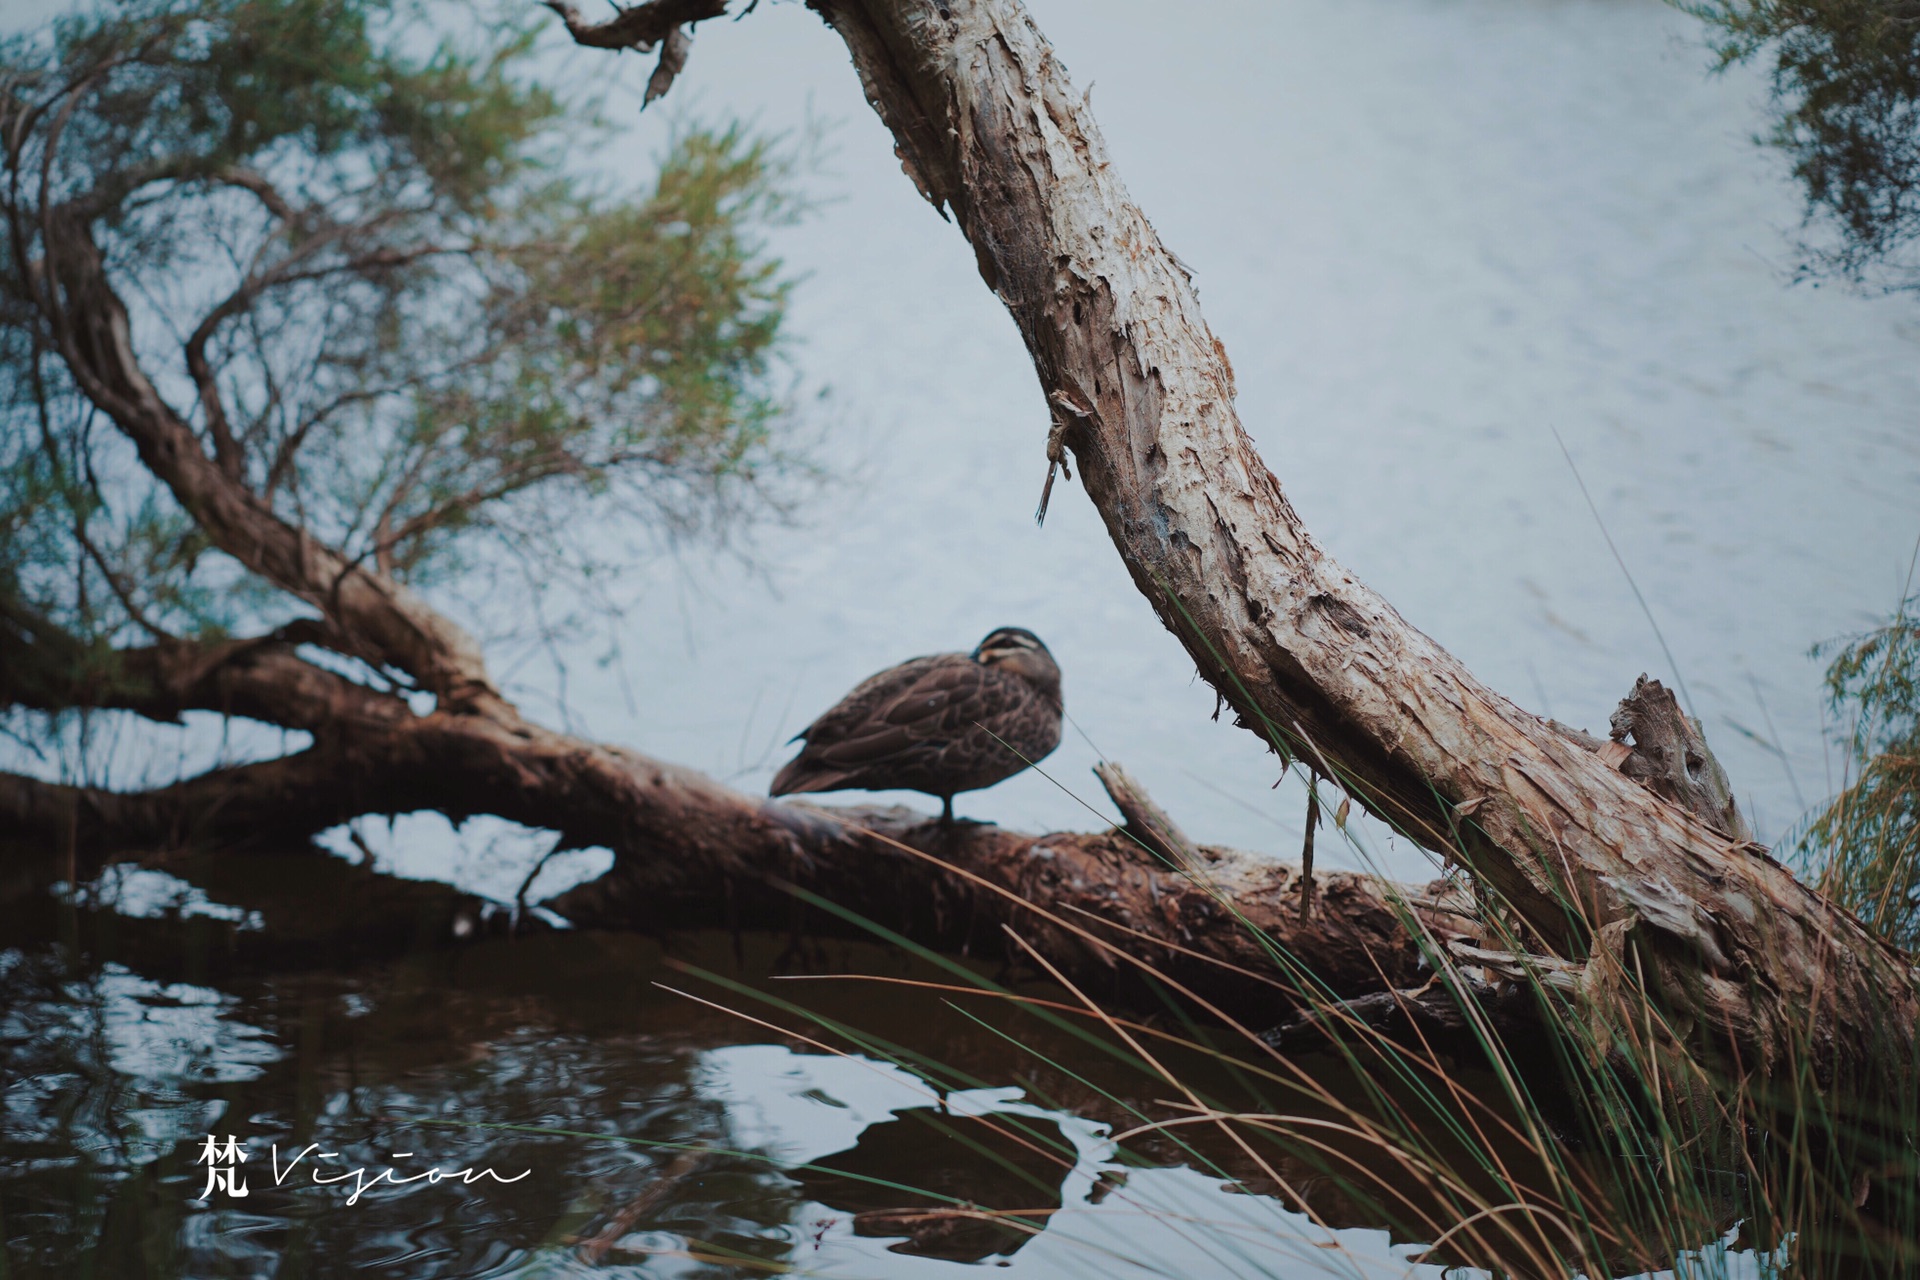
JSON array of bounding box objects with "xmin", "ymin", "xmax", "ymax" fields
[
  {"xmin": 484, "ymin": 0, "xmax": 1917, "ymax": 883},
  {"xmin": 13, "ymin": 0, "xmax": 1919, "ymax": 891}
]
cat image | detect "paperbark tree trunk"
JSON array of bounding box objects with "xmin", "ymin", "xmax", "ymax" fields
[{"xmin": 543, "ymin": 0, "xmax": 1918, "ymax": 1082}]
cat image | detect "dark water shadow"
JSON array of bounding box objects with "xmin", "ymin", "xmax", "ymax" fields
[{"xmin": 2, "ymin": 885, "xmax": 1532, "ymax": 1279}]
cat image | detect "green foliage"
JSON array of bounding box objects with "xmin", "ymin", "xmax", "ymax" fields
[
  {"xmin": 1683, "ymin": 0, "xmax": 1920, "ymax": 287},
  {"xmin": 1801, "ymin": 593, "xmax": 1920, "ymax": 949},
  {"xmin": 0, "ymin": 0, "xmax": 801, "ymax": 647}
]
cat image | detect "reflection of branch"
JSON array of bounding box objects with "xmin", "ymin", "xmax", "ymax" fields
[
  {"xmin": 514, "ymin": 833, "xmax": 566, "ymax": 915},
  {"xmin": 575, "ymin": 1150, "xmax": 708, "ymax": 1264},
  {"xmin": 851, "ymin": 1206, "xmax": 1054, "ymax": 1236}
]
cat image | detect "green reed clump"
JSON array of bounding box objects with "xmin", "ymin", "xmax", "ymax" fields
[{"xmin": 1799, "ymin": 592, "xmax": 1920, "ymax": 950}]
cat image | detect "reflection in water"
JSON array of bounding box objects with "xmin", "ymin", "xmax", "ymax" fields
[
  {"xmin": 796, "ymin": 1109, "xmax": 1071, "ymax": 1261},
  {"xmin": 1, "ymin": 928, "xmax": 1490, "ymax": 1279},
  {"xmin": 2, "ymin": 923, "xmax": 1792, "ymax": 1279}
]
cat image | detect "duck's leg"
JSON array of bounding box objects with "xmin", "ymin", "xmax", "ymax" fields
[{"xmin": 940, "ymin": 795, "xmax": 954, "ymax": 824}]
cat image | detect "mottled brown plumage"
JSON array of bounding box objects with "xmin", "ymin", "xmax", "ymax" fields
[{"xmin": 770, "ymin": 627, "xmax": 1064, "ymax": 821}]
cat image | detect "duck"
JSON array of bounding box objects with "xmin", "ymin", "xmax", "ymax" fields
[{"xmin": 770, "ymin": 627, "xmax": 1064, "ymax": 822}]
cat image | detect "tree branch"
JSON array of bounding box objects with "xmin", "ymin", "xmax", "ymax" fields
[
  {"xmin": 0, "ymin": 601, "xmax": 411, "ymax": 734},
  {"xmin": 540, "ymin": 0, "xmax": 726, "ymax": 50},
  {"xmin": 183, "ymin": 299, "xmax": 246, "ymax": 482},
  {"xmin": 209, "ymin": 166, "xmax": 298, "ymax": 224},
  {"xmin": 1094, "ymin": 760, "xmax": 1199, "ymax": 869},
  {"xmin": 180, "ymin": 200, "xmax": 445, "ymax": 481},
  {"xmin": 25, "ymin": 202, "xmax": 503, "ymax": 709},
  {"xmin": 369, "ymin": 448, "xmax": 598, "ymax": 570}
]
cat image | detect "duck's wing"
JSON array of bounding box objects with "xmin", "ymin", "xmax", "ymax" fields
[{"xmin": 771, "ymin": 653, "xmax": 1021, "ymax": 795}]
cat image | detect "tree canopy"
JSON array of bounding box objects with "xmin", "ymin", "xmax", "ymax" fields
[{"xmin": 0, "ymin": 0, "xmax": 798, "ymax": 694}]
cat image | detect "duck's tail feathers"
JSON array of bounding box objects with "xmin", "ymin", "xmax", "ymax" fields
[{"xmin": 769, "ymin": 757, "xmax": 851, "ymax": 797}]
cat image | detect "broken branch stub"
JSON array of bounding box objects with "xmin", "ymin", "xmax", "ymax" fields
[
  {"xmin": 539, "ymin": 0, "xmax": 723, "ymax": 50},
  {"xmin": 1609, "ymin": 674, "xmax": 1752, "ymax": 841},
  {"xmin": 1093, "ymin": 761, "xmax": 1200, "ymax": 869}
]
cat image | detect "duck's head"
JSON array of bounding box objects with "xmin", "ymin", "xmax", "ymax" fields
[{"xmin": 972, "ymin": 626, "xmax": 1062, "ymax": 705}]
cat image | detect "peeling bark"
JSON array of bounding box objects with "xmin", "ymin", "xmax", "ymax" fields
[{"xmin": 1610, "ymin": 675, "xmax": 1752, "ymax": 842}]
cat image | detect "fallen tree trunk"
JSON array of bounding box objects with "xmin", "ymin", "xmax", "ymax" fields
[
  {"xmin": 546, "ymin": 0, "xmax": 1918, "ymax": 1081},
  {"xmin": 0, "ymin": 680, "xmax": 1456, "ymax": 1027}
]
